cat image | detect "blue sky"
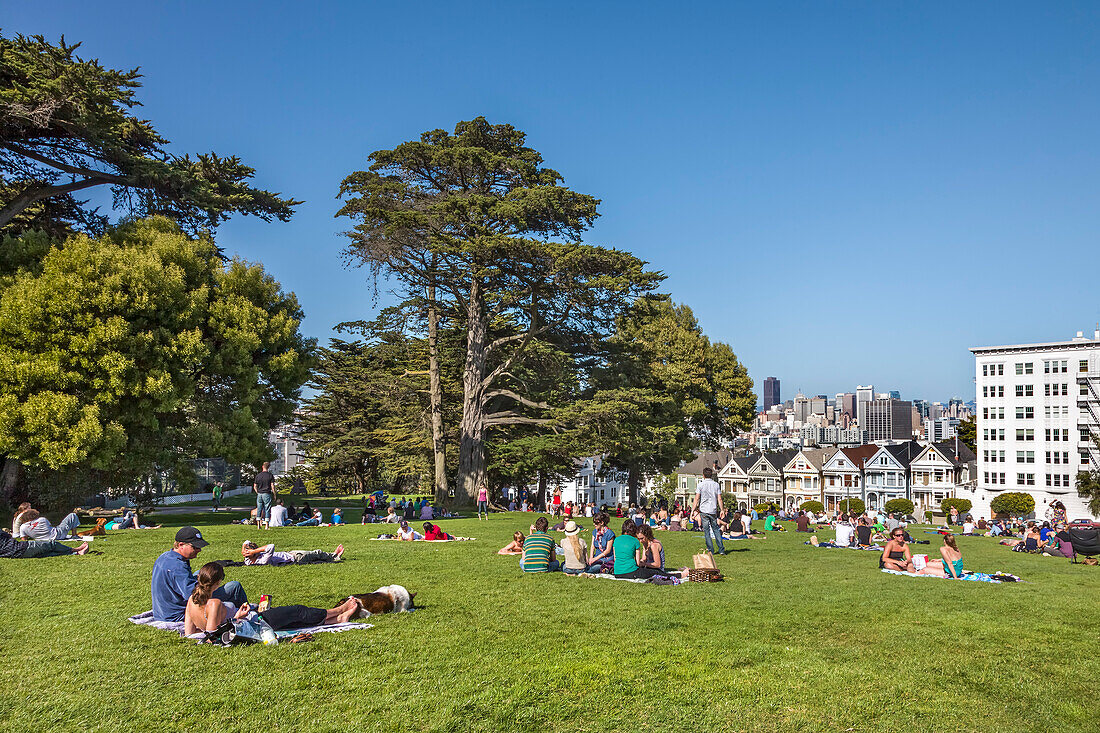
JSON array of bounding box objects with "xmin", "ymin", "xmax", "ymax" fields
[{"xmin": 10, "ymin": 2, "xmax": 1100, "ymax": 402}]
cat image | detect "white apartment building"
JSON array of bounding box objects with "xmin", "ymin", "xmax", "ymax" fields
[{"xmin": 970, "ymin": 330, "xmax": 1100, "ymax": 520}]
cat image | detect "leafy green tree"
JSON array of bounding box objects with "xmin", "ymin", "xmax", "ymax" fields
[
  {"xmin": 0, "ymin": 33, "xmax": 299, "ymax": 234},
  {"xmin": 799, "ymin": 500, "xmax": 824, "ymax": 514},
  {"xmin": 884, "ymin": 498, "xmax": 915, "ymax": 516},
  {"xmin": 592, "ymin": 295, "xmax": 754, "ymax": 499},
  {"xmin": 990, "ymin": 491, "xmax": 1036, "ymax": 518},
  {"xmin": 1076, "ymin": 470, "xmax": 1100, "ymax": 517},
  {"xmin": 0, "ymin": 218, "xmax": 313, "ymax": 508},
  {"xmin": 337, "ymin": 117, "xmax": 661, "ymax": 503},
  {"xmin": 753, "ymin": 502, "xmax": 780, "ymax": 514},
  {"xmin": 956, "ymin": 415, "xmax": 977, "ymax": 454}
]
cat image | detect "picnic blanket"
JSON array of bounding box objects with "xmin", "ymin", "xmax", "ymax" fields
[
  {"xmin": 805, "ymin": 541, "xmax": 883, "ymax": 551},
  {"xmin": 369, "ymin": 536, "xmax": 475, "ymax": 542},
  {"xmin": 880, "ymin": 569, "xmax": 1021, "ymax": 584},
  {"xmin": 128, "ymin": 610, "xmax": 373, "ymax": 640},
  {"xmin": 573, "ymin": 572, "xmax": 682, "ymax": 585}
]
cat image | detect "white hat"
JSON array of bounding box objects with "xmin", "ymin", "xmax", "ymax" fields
[{"xmin": 564, "ymin": 521, "xmax": 580, "ymax": 535}]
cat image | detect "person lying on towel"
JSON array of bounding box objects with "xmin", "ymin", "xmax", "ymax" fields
[
  {"xmin": 184, "ymin": 562, "xmax": 362, "ymax": 637},
  {"xmin": 241, "ymin": 540, "xmax": 344, "ymax": 565},
  {"xmin": 422, "ymin": 522, "xmax": 453, "ymax": 540}
]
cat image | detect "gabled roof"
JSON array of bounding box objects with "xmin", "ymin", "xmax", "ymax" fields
[
  {"xmin": 934, "ymin": 440, "xmax": 976, "ymax": 465},
  {"xmin": 719, "ymin": 454, "xmax": 757, "ymax": 477},
  {"xmin": 880, "ymin": 441, "xmax": 921, "ymax": 468},
  {"xmin": 784, "ymin": 447, "xmax": 839, "ymax": 471},
  {"xmin": 762, "ymin": 449, "xmax": 798, "ymax": 471},
  {"xmin": 834, "ymin": 444, "xmax": 879, "ymax": 469},
  {"xmin": 676, "ymin": 449, "xmax": 734, "ymax": 477}
]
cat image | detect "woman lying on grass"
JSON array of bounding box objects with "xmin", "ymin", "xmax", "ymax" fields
[
  {"xmin": 918, "ymin": 533, "xmax": 964, "ymax": 578},
  {"xmin": 879, "ymin": 528, "xmax": 915, "ymax": 572},
  {"xmin": 241, "ymin": 540, "xmax": 344, "ymax": 565},
  {"xmin": 498, "ymin": 531, "xmax": 525, "ymax": 555},
  {"xmin": 184, "ymin": 562, "xmax": 363, "ymax": 637}
]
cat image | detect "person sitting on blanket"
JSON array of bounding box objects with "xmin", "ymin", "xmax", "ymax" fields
[
  {"xmin": 152, "ymin": 527, "xmax": 248, "ymax": 623},
  {"xmin": 498, "ymin": 531, "xmax": 525, "ymax": 555},
  {"xmin": 422, "ymin": 522, "xmax": 452, "ymax": 540},
  {"xmin": 397, "ymin": 521, "xmax": 423, "ymax": 541},
  {"xmin": 241, "ymin": 540, "xmax": 344, "ymax": 565},
  {"xmin": 184, "ymin": 562, "xmax": 363, "ymax": 637},
  {"xmin": 521, "ymin": 517, "xmax": 559, "ymax": 572},
  {"xmin": 612, "ymin": 520, "xmax": 685, "ymax": 581},
  {"xmin": 763, "ymin": 513, "xmax": 785, "ymax": 531},
  {"xmin": 584, "ymin": 512, "xmax": 615, "ymax": 573},
  {"xmin": 560, "ymin": 521, "xmax": 589, "ymax": 575},
  {"xmin": 0, "ymin": 527, "xmax": 89, "ymax": 558},
  {"xmin": 879, "ymin": 528, "xmax": 915, "ymax": 572},
  {"xmin": 918, "ymin": 533, "xmax": 964, "ymax": 578},
  {"xmin": 638, "ymin": 524, "xmax": 668, "ymax": 571},
  {"xmin": 268, "ymin": 499, "xmax": 290, "ymax": 527}
]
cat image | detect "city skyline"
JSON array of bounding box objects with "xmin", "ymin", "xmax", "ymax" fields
[{"xmin": 10, "ymin": 3, "xmax": 1100, "ymax": 399}]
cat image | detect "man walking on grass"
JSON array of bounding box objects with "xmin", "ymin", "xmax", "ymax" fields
[{"xmin": 692, "ymin": 466, "xmax": 726, "ymax": 556}]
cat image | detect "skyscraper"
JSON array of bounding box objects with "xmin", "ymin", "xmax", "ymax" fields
[
  {"xmin": 856, "ymin": 384, "xmax": 874, "ymax": 427},
  {"xmin": 763, "ymin": 377, "xmax": 781, "ymax": 412}
]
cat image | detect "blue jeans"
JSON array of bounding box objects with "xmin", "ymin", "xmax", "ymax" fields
[
  {"xmin": 700, "ymin": 513, "xmax": 726, "ymax": 555},
  {"xmin": 256, "ymin": 493, "xmax": 273, "ymax": 521},
  {"xmin": 212, "ymin": 580, "xmax": 247, "ymax": 607},
  {"xmin": 22, "ymin": 540, "xmax": 76, "ymax": 557},
  {"xmin": 296, "ymin": 517, "xmax": 320, "ymax": 527}
]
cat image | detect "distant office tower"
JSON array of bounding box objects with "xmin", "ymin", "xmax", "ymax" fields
[
  {"xmin": 763, "ymin": 377, "xmax": 781, "ymax": 412},
  {"xmin": 889, "ymin": 390, "xmax": 901, "ymax": 400},
  {"xmin": 810, "ymin": 396, "xmax": 826, "ymax": 416},
  {"xmin": 793, "ymin": 393, "xmax": 810, "ymax": 423},
  {"xmin": 856, "ymin": 385, "xmax": 874, "ymax": 427},
  {"xmin": 836, "ymin": 392, "xmax": 856, "ymax": 418},
  {"xmin": 864, "ymin": 398, "xmax": 914, "ymax": 441},
  {"xmin": 924, "ymin": 417, "xmax": 959, "ymax": 442}
]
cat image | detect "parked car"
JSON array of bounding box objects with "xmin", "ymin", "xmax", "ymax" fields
[{"xmin": 1070, "ymin": 518, "xmax": 1100, "ymax": 529}]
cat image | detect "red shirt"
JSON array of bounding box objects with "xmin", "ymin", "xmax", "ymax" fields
[
  {"xmin": 423, "ymin": 525, "xmax": 450, "ymax": 540},
  {"xmin": 564, "ymin": 505, "xmax": 573, "ymax": 517}
]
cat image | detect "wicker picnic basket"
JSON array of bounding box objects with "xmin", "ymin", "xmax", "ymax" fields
[{"xmin": 687, "ymin": 568, "xmax": 724, "ymax": 582}]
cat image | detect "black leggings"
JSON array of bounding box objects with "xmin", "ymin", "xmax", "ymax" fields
[
  {"xmin": 259, "ymin": 605, "xmax": 326, "ymax": 630},
  {"xmin": 614, "ymin": 567, "xmax": 673, "ymax": 580}
]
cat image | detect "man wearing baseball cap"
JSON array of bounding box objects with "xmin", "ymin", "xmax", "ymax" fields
[{"xmin": 151, "ymin": 526, "xmax": 248, "ymax": 622}]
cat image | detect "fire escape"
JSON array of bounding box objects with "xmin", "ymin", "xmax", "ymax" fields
[{"xmin": 1077, "ymin": 367, "xmax": 1100, "ymax": 471}]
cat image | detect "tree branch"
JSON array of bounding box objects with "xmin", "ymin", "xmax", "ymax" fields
[
  {"xmin": 483, "ymin": 414, "xmax": 557, "ymax": 427},
  {"xmin": 0, "ymin": 178, "xmax": 104, "ymax": 228},
  {"xmin": 482, "ymin": 389, "xmax": 548, "ymax": 410},
  {"xmin": 3, "ymin": 143, "xmax": 134, "ymax": 187}
]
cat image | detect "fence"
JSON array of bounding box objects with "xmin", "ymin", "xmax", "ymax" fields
[{"xmin": 104, "ymin": 486, "xmax": 252, "ymax": 509}]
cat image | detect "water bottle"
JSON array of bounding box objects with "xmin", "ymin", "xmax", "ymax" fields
[{"xmin": 260, "ymin": 625, "xmax": 278, "ymax": 646}]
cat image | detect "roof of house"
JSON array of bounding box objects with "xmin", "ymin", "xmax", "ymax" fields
[
  {"xmin": 761, "ymin": 449, "xmax": 799, "ymax": 471},
  {"xmin": 836, "ymin": 444, "xmax": 879, "ymax": 468},
  {"xmin": 879, "ymin": 441, "xmax": 923, "ymax": 468},
  {"xmin": 676, "ymin": 449, "xmax": 734, "ymax": 477},
  {"xmin": 933, "ymin": 439, "xmax": 976, "ymax": 465},
  {"xmin": 786, "ymin": 447, "xmax": 840, "ymax": 471}
]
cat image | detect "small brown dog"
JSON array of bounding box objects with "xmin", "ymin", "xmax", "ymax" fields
[
  {"xmin": 79, "ymin": 518, "xmax": 108, "ymax": 537},
  {"xmin": 344, "ymin": 585, "xmax": 416, "ymax": 616}
]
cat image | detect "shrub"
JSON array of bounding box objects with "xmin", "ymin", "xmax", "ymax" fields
[
  {"xmin": 720, "ymin": 493, "xmax": 737, "ymax": 511},
  {"xmin": 884, "ymin": 498, "xmax": 915, "ymax": 516},
  {"xmin": 838, "ymin": 498, "xmax": 865, "ymax": 515},
  {"xmin": 990, "ymin": 492, "xmax": 1036, "ymax": 518},
  {"xmin": 800, "ymin": 500, "xmax": 824, "ymax": 514},
  {"xmin": 753, "ymin": 502, "xmax": 780, "ymax": 514},
  {"xmin": 940, "ymin": 497, "xmax": 972, "ymax": 516}
]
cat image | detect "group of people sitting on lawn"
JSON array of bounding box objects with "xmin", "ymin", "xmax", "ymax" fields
[
  {"xmin": 878, "ymin": 529, "xmax": 966, "ymax": 578},
  {"xmin": 501, "ymin": 513, "xmax": 690, "ymax": 581},
  {"xmin": 998, "ymin": 520, "xmax": 1076, "ymax": 558},
  {"xmin": 152, "ymin": 526, "xmax": 364, "ymax": 638}
]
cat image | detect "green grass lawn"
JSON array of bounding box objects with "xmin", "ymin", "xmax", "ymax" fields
[{"xmin": 2, "ymin": 512, "xmax": 1098, "ymax": 732}]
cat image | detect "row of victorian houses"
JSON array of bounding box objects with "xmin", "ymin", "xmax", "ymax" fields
[{"xmin": 675, "ymin": 440, "xmax": 976, "ymax": 514}]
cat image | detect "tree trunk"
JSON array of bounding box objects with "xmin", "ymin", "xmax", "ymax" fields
[
  {"xmin": 426, "ymin": 285, "xmax": 449, "ymax": 505},
  {"xmin": 0, "ymin": 457, "xmax": 23, "ymax": 506},
  {"xmin": 627, "ymin": 467, "xmax": 642, "ymax": 506},
  {"xmin": 457, "ymin": 275, "xmax": 487, "ymax": 505}
]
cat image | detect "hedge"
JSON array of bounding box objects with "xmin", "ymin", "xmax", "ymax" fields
[
  {"xmin": 883, "ymin": 498, "xmax": 915, "ymax": 516},
  {"xmin": 753, "ymin": 502, "xmax": 780, "ymax": 515},
  {"xmin": 838, "ymin": 498, "xmax": 866, "ymax": 515},
  {"xmin": 940, "ymin": 497, "xmax": 973, "ymax": 516},
  {"xmin": 799, "ymin": 500, "xmax": 825, "ymax": 514}
]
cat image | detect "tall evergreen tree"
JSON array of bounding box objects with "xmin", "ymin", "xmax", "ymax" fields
[{"xmin": 337, "ymin": 117, "xmax": 660, "ymax": 504}]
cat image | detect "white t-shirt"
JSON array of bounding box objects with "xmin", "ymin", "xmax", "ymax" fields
[
  {"xmin": 741, "ymin": 514, "xmax": 751, "ymax": 533},
  {"xmin": 695, "ymin": 479, "xmax": 721, "ymax": 515},
  {"xmin": 962, "ymin": 521, "xmax": 975, "ymax": 534},
  {"xmin": 585, "ymin": 505, "xmax": 594, "ymax": 517},
  {"xmin": 398, "ymin": 527, "xmax": 422, "ymax": 541},
  {"xmin": 835, "ymin": 522, "xmax": 854, "ymax": 546},
  {"xmin": 18, "ymin": 517, "xmax": 62, "ymax": 541},
  {"xmin": 269, "ymin": 505, "xmax": 288, "ymax": 526}
]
